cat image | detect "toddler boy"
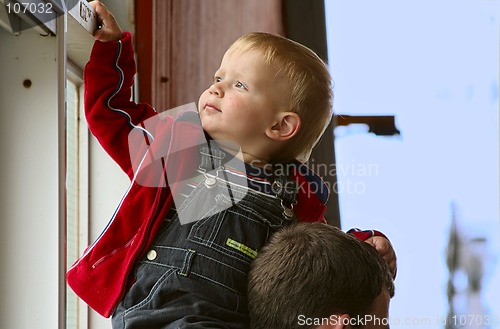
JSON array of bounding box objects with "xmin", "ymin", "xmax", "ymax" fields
[{"xmin": 67, "ymin": 1, "xmax": 396, "ymax": 328}]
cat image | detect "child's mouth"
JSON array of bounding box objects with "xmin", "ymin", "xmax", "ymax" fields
[{"xmin": 204, "ymin": 103, "xmax": 221, "ymax": 113}]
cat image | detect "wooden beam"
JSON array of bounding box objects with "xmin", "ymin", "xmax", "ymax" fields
[
  {"xmin": 335, "ymin": 115, "xmax": 401, "ymax": 136},
  {"xmin": 283, "ymin": 0, "xmax": 341, "ymax": 228},
  {"xmin": 134, "ymin": 0, "xmax": 153, "ymax": 105}
]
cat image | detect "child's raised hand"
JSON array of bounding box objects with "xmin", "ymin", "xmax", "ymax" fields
[
  {"xmin": 365, "ymin": 236, "xmax": 397, "ymax": 278},
  {"xmin": 89, "ymin": 0, "xmax": 123, "ymax": 42}
]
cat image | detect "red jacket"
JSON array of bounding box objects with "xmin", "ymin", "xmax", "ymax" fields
[{"xmin": 66, "ymin": 32, "xmax": 340, "ymax": 318}]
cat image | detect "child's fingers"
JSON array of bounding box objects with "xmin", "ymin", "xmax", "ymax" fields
[
  {"xmin": 91, "ymin": 1, "xmax": 111, "ymax": 29},
  {"xmin": 365, "ymin": 236, "xmax": 397, "ymax": 276},
  {"xmin": 89, "ymin": 0, "xmax": 106, "ymax": 39},
  {"xmin": 88, "ymin": 0, "xmax": 123, "ymax": 42},
  {"xmin": 93, "ymin": 26, "xmax": 104, "ymax": 41},
  {"xmin": 89, "ymin": 0, "xmax": 104, "ymax": 14}
]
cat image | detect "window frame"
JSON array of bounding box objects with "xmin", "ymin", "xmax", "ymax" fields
[{"xmin": 66, "ymin": 62, "xmax": 89, "ymax": 329}]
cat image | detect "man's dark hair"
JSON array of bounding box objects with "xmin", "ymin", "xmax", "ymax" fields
[{"xmin": 248, "ymin": 223, "xmax": 395, "ymax": 329}]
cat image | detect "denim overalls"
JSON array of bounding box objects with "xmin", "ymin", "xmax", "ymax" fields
[{"xmin": 112, "ymin": 142, "xmax": 298, "ymax": 329}]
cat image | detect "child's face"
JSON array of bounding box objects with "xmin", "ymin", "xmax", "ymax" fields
[{"xmin": 198, "ymin": 48, "xmax": 285, "ymax": 157}]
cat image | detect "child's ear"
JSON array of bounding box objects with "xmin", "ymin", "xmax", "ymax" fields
[{"xmin": 266, "ymin": 112, "xmax": 301, "ymax": 141}]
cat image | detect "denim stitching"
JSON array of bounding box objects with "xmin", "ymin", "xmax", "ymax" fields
[
  {"xmin": 178, "ymin": 249, "xmax": 196, "ymax": 276},
  {"xmin": 123, "ymin": 267, "xmax": 177, "ymax": 315}
]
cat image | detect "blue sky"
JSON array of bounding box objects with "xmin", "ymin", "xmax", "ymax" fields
[{"xmin": 325, "ymin": 1, "xmax": 499, "ymax": 327}]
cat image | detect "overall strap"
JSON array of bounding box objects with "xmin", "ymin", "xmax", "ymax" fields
[
  {"xmin": 270, "ymin": 164, "xmax": 299, "ymax": 221},
  {"xmin": 198, "ymin": 143, "xmax": 299, "ymax": 220},
  {"xmin": 199, "ymin": 142, "xmax": 226, "ymax": 171},
  {"xmin": 198, "ymin": 141, "xmax": 227, "ymax": 189}
]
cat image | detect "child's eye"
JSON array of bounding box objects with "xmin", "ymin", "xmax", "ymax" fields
[
  {"xmin": 214, "ymin": 76, "xmax": 222, "ymax": 83},
  {"xmin": 235, "ymin": 81, "xmax": 248, "ymax": 90}
]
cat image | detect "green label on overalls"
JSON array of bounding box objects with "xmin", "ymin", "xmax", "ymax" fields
[{"xmin": 226, "ymin": 238, "xmax": 258, "ymax": 259}]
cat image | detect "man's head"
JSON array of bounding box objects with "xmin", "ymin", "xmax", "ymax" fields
[
  {"xmin": 248, "ymin": 223, "xmax": 395, "ymax": 329},
  {"xmin": 198, "ymin": 32, "xmax": 333, "ymax": 163}
]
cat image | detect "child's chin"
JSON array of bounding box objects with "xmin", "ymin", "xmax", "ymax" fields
[{"xmin": 199, "ymin": 123, "xmax": 216, "ymax": 138}]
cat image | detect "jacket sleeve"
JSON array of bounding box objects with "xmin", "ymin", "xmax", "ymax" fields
[{"xmin": 84, "ymin": 32, "xmax": 158, "ymax": 180}]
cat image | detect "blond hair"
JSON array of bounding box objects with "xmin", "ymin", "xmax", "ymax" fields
[{"xmin": 227, "ymin": 32, "xmax": 333, "ymax": 162}]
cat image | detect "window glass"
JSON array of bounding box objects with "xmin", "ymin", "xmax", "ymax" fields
[
  {"xmin": 66, "ymin": 73, "xmax": 88, "ymax": 329},
  {"xmin": 325, "ymin": 1, "xmax": 500, "ymax": 327}
]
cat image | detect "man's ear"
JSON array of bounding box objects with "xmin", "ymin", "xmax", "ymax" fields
[
  {"xmin": 317, "ymin": 314, "xmax": 351, "ymax": 329},
  {"xmin": 266, "ymin": 112, "xmax": 301, "ymax": 141}
]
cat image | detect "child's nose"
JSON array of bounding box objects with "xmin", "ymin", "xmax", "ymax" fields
[{"xmin": 209, "ymin": 82, "xmax": 224, "ymax": 97}]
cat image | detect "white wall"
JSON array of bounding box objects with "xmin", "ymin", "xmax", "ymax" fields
[
  {"xmin": 0, "ymin": 1, "xmax": 134, "ymax": 328},
  {"xmin": 0, "ymin": 27, "xmax": 60, "ymax": 329}
]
